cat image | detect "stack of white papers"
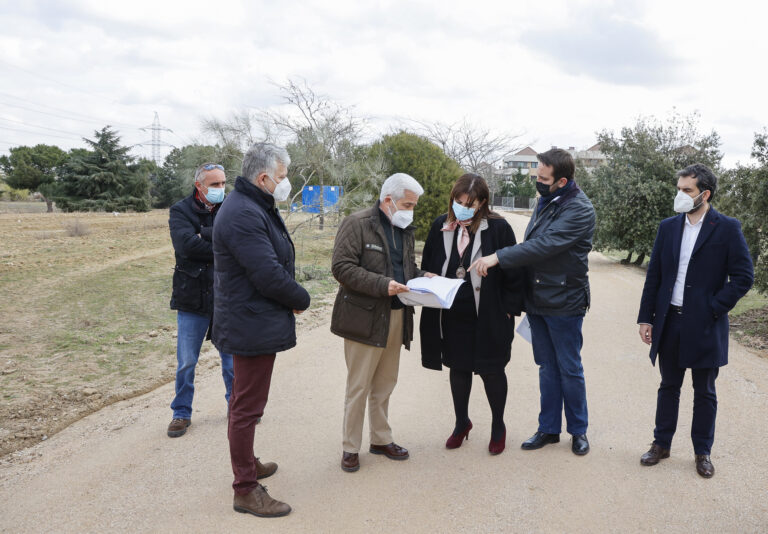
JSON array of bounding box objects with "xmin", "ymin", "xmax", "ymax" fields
[{"xmin": 397, "ymin": 276, "xmax": 465, "ymax": 309}]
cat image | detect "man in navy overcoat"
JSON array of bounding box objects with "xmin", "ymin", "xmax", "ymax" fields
[{"xmin": 637, "ymin": 163, "xmax": 753, "ymax": 478}]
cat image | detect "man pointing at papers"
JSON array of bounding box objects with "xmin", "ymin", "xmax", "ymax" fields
[
  {"xmin": 469, "ymin": 149, "xmax": 595, "ymax": 456},
  {"xmin": 331, "ymin": 173, "xmax": 432, "ymax": 473}
]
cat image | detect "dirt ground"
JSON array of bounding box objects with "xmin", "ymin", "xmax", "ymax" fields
[{"xmin": 1, "ymin": 212, "xmax": 767, "ymax": 533}]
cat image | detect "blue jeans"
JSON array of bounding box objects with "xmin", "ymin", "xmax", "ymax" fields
[
  {"xmin": 171, "ymin": 310, "xmax": 233, "ymax": 419},
  {"xmin": 527, "ymin": 314, "xmax": 588, "ymax": 435}
]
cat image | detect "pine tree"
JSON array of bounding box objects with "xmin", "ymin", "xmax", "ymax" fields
[{"xmin": 56, "ymin": 126, "xmax": 150, "ymax": 212}]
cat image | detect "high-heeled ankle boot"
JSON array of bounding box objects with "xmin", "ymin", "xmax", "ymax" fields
[
  {"xmin": 445, "ymin": 420, "xmax": 473, "ymax": 449},
  {"xmin": 489, "ymin": 430, "xmax": 506, "ymax": 455}
]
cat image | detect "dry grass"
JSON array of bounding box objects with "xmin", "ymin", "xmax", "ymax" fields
[
  {"xmin": 63, "ymin": 219, "xmax": 90, "ymax": 237},
  {"xmin": 0, "ymin": 208, "xmax": 339, "ymax": 457}
]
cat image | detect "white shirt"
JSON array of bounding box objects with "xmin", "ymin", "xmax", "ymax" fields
[{"xmin": 670, "ymin": 211, "xmax": 707, "ymax": 306}]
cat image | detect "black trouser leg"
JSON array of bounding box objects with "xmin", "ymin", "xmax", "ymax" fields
[
  {"xmin": 449, "ymin": 369, "xmax": 472, "ymax": 434},
  {"xmin": 654, "ymin": 314, "xmax": 684, "ymax": 450},
  {"xmin": 691, "ymin": 367, "xmax": 719, "ymax": 455},
  {"xmin": 481, "ymin": 371, "xmax": 508, "ymax": 441}
]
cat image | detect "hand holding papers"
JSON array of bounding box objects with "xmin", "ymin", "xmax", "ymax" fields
[{"xmin": 397, "ymin": 276, "xmax": 465, "ymax": 309}]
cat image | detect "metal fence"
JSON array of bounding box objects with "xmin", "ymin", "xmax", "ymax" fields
[{"xmin": 492, "ymin": 196, "xmax": 536, "ymax": 210}]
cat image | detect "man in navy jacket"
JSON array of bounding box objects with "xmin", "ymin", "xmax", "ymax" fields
[
  {"xmin": 637, "ymin": 163, "xmax": 753, "ymax": 478},
  {"xmin": 167, "ymin": 163, "xmax": 232, "ymax": 438},
  {"xmin": 213, "ymin": 143, "xmax": 310, "ymax": 518}
]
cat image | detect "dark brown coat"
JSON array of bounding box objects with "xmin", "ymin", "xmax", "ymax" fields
[{"xmin": 330, "ymin": 203, "xmax": 424, "ymax": 348}]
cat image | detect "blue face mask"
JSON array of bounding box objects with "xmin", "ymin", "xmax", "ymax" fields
[
  {"xmin": 452, "ymin": 200, "xmax": 476, "ymax": 221},
  {"xmin": 205, "ymin": 187, "xmax": 225, "ymax": 204}
]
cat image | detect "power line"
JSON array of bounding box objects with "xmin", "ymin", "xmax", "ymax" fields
[
  {"xmin": 0, "ymin": 90, "xmax": 144, "ymax": 130},
  {"xmin": 0, "ymin": 124, "xmax": 83, "ymax": 142},
  {"xmin": 0, "ymin": 100, "xmax": 140, "ymax": 131},
  {"xmin": 0, "ymin": 116, "xmax": 88, "ymax": 137},
  {"xmin": 0, "ymin": 58, "xmax": 122, "ymax": 107}
]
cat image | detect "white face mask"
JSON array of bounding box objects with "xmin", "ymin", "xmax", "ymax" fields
[
  {"xmin": 267, "ymin": 175, "xmax": 292, "ymax": 202},
  {"xmin": 387, "ymin": 200, "xmax": 414, "ymax": 229},
  {"xmin": 673, "ymin": 190, "xmax": 704, "ymax": 213}
]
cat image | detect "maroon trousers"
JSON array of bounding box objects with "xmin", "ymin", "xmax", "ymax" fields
[{"xmin": 228, "ymin": 353, "xmax": 276, "ymax": 495}]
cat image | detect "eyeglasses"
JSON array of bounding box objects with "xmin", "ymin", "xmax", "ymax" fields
[{"xmin": 202, "ymin": 163, "xmax": 224, "ymax": 171}]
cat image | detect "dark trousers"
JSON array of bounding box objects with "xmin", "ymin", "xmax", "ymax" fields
[
  {"xmin": 654, "ymin": 312, "xmax": 719, "ymax": 455},
  {"xmin": 228, "ymin": 353, "xmax": 276, "ymax": 495}
]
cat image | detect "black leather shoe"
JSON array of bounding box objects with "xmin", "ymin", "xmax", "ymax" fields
[
  {"xmin": 521, "ymin": 431, "xmax": 560, "ymax": 450},
  {"xmin": 695, "ymin": 454, "xmax": 714, "ymax": 478},
  {"xmin": 640, "ymin": 443, "xmax": 670, "ymax": 466},
  {"xmin": 571, "ymin": 434, "xmax": 589, "ymax": 455},
  {"xmin": 341, "ymin": 452, "xmax": 360, "ymax": 472}
]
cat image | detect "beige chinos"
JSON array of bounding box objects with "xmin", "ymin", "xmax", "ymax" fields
[{"xmin": 342, "ymin": 308, "xmax": 404, "ymax": 453}]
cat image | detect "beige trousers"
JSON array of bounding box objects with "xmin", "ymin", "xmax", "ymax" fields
[{"xmin": 342, "ymin": 308, "xmax": 404, "ymax": 453}]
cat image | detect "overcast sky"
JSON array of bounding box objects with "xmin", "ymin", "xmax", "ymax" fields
[{"xmin": 1, "ymin": 0, "xmax": 765, "ymax": 168}]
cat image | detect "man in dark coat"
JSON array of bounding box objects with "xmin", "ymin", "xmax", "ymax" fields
[
  {"xmin": 637, "ymin": 163, "xmax": 753, "ymax": 478},
  {"xmin": 167, "ymin": 162, "xmax": 232, "ymax": 438},
  {"xmin": 331, "ymin": 173, "xmax": 428, "ymax": 473},
  {"xmin": 212, "ymin": 143, "xmax": 310, "ymax": 518},
  {"xmin": 470, "ymin": 148, "xmax": 595, "ymax": 456}
]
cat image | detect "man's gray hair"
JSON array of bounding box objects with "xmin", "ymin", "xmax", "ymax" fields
[
  {"xmin": 194, "ymin": 162, "xmax": 224, "ymax": 183},
  {"xmin": 241, "ymin": 142, "xmax": 291, "ymax": 183},
  {"xmin": 379, "ymin": 173, "xmax": 424, "ymax": 202}
]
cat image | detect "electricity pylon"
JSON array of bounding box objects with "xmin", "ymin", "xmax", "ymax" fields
[{"xmin": 139, "ymin": 112, "xmax": 174, "ymax": 165}]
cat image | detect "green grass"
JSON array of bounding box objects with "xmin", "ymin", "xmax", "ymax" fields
[
  {"xmin": 41, "ymin": 256, "xmax": 177, "ymax": 366},
  {"xmin": 598, "ymin": 248, "xmax": 650, "ymax": 268},
  {"xmin": 731, "ymin": 289, "xmax": 768, "ymax": 316}
]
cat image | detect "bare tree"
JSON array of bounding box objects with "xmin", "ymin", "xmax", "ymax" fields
[
  {"xmin": 200, "ymin": 110, "xmax": 277, "ymax": 151},
  {"xmin": 200, "ymin": 79, "xmax": 384, "ymax": 229},
  {"xmin": 267, "ymin": 79, "xmax": 378, "ymax": 229},
  {"xmin": 416, "ymin": 119, "xmax": 523, "ymax": 197}
]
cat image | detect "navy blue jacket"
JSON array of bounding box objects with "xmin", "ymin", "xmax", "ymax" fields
[
  {"xmin": 497, "ymin": 184, "xmax": 595, "ymax": 316},
  {"xmin": 169, "ymin": 190, "xmax": 219, "ymax": 317},
  {"xmin": 212, "ymin": 177, "xmax": 310, "ymax": 356},
  {"xmin": 637, "ymin": 208, "xmax": 753, "ymax": 368}
]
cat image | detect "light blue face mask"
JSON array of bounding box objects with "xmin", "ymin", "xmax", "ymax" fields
[
  {"xmin": 452, "ymin": 200, "xmax": 475, "ymax": 221},
  {"xmin": 205, "ymin": 187, "xmax": 225, "ymax": 204}
]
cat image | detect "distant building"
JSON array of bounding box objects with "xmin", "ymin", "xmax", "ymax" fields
[
  {"xmin": 498, "ymin": 146, "xmax": 540, "ymax": 181},
  {"xmin": 495, "ymin": 143, "xmax": 606, "ymax": 183},
  {"xmin": 570, "ymin": 143, "xmax": 607, "ymax": 169}
]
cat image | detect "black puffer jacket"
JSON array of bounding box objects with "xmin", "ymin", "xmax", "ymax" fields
[
  {"xmin": 212, "ymin": 177, "xmax": 310, "ymax": 356},
  {"xmin": 169, "ymin": 190, "xmax": 219, "ymax": 317}
]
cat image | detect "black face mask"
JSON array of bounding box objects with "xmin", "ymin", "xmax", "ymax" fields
[{"xmin": 536, "ymin": 181, "xmax": 555, "ymax": 197}]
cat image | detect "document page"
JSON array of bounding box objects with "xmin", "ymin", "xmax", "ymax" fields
[{"xmin": 397, "ymin": 276, "xmax": 465, "ymax": 309}]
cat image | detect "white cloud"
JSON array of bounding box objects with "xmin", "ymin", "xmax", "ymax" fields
[{"xmin": 0, "ymin": 0, "xmax": 766, "ymax": 168}]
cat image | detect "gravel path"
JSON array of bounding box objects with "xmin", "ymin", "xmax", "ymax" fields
[{"xmin": 1, "ymin": 213, "xmax": 767, "ymax": 533}]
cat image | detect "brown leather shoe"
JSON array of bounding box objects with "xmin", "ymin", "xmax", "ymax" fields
[
  {"xmin": 341, "ymin": 452, "xmax": 359, "ymax": 472},
  {"xmin": 695, "ymin": 455, "xmax": 715, "ymax": 478},
  {"xmin": 255, "ymin": 458, "xmax": 277, "ymax": 479},
  {"xmin": 167, "ymin": 418, "xmax": 191, "ymax": 438},
  {"xmin": 640, "ymin": 443, "xmax": 670, "ymax": 466},
  {"xmin": 369, "ymin": 442, "xmax": 409, "ymax": 460},
  {"xmin": 233, "ymin": 485, "xmax": 291, "ymax": 518}
]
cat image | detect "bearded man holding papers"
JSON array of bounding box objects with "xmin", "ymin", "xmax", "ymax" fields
[{"xmin": 419, "ymin": 174, "xmax": 524, "ymax": 455}]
